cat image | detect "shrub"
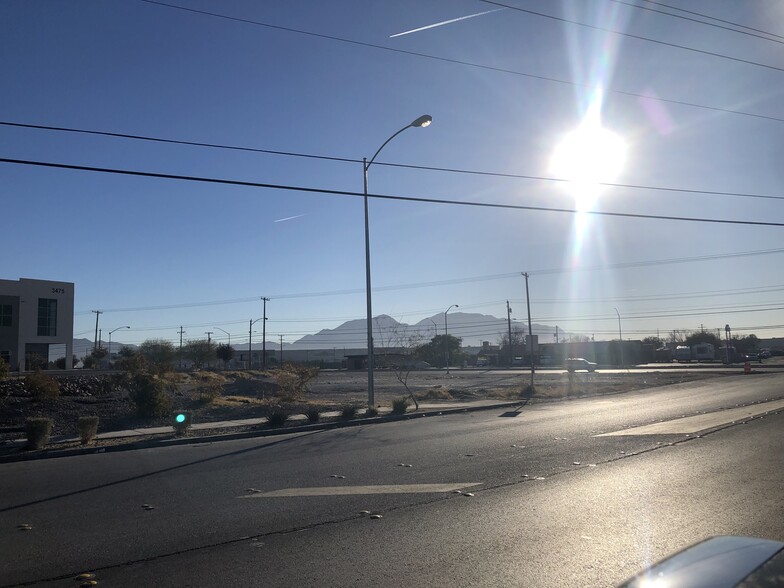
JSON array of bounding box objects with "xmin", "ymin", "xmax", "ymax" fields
[
  {"xmin": 340, "ymin": 405, "xmax": 358, "ymax": 420},
  {"xmin": 0, "ymin": 357, "xmax": 8, "ymax": 379},
  {"xmin": 78, "ymin": 416, "xmax": 99, "ymax": 445},
  {"xmin": 126, "ymin": 373, "xmax": 172, "ymax": 418},
  {"xmin": 197, "ymin": 382, "xmax": 221, "ymax": 405},
  {"xmin": 304, "ymin": 406, "xmax": 322, "ymax": 423},
  {"xmin": 25, "ymin": 417, "xmax": 53, "ymax": 450},
  {"xmin": 522, "ymin": 383, "xmax": 536, "ymax": 397},
  {"xmin": 173, "ymin": 411, "xmax": 192, "ymax": 436},
  {"xmin": 272, "ymin": 363, "xmax": 320, "ymax": 400},
  {"xmin": 365, "ymin": 406, "xmax": 379, "ymax": 417},
  {"xmin": 26, "ymin": 370, "xmax": 60, "ymax": 401},
  {"xmin": 266, "ymin": 405, "xmax": 289, "ymax": 428},
  {"xmin": 391, "ymin": 398, "xmax": 410, "ymax": 415}
]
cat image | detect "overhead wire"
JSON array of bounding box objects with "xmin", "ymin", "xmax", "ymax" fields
[
  {"xmin": 606, "ymin": 0, "xmax": 784, "ymax": 46},
  {"xmin": 3, "ymin": 157, "xmax": 783, "ymax": 228},
  {"xmin": 479, "ymin": 0, "xmax": 784, "ymax": 73},
  {"xmin": 4, "ymin": 120, "xmax": 784, "ymax": 202},
  {"xmin": 135, "ymin": 0, "xmax": 784, "ymax": 126}
]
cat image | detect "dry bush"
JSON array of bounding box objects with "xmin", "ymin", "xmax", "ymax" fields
[{"xmin": 78, "ymin": 416, "xmax": 99, "ymax": 444}]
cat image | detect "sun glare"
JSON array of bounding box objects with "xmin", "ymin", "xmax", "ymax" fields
[{"xmin": 550, "ymin": 122, "xmax": 627, "ymax": 209}]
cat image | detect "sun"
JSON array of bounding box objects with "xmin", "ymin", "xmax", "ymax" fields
[{"xmin": 550, "ymin": 122, "xmax": 627, "ymax": 209}]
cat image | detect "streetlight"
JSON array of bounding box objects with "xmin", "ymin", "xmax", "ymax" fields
[
  {"xmin": 248, "ymin": 318, "xmax": 264, "ymax": 370},
  {"xmin": 430, "ymin": 319, "xmax": 438, "ymax": 338},
  {"xmin": 213, "ymin": 327, "xmax": 231, "ymax": 347},
  {"xmin": 108, "ymin": 326, "xmax": 130, "ymax": 362},
  {"xmin": 363, "ymin": 114, "xmax": 432, "ymax": 407},
  {"xmin": 614, "ymin": 307, "xmax": 624, "ymax": 367},
  {"xmin": 444, "ymin": 304, "xmax": 458, "ymax": 374}
]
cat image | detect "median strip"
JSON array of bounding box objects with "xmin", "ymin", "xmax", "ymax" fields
[
  {"xmin": 239, "ymin": 483, "xmax": 482, "ymax": 497},
  {"xmin": 595, "ymin": 399, "xmax": 784, "ymax": 436}
]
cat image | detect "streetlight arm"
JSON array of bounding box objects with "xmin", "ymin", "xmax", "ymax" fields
[{"xmin": 365, "ymin": 115, "xmax": 432, "ymax": 170}]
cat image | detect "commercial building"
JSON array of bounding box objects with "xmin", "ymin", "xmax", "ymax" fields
[{"xmin": 0, "ymin": 277, "xmax": 74, "ymax": 371}]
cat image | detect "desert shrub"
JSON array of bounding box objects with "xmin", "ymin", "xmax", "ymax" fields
[
  {"xmin": 391, "ymin": 398, "xmax": 410, "ymax": 415},
  {"xmin": 126, "ymin": 372, "xmax": 172, "ymax": 418},
  {"xmin": 25, "ymin": 417, "xmax": 53, "ymax": 450},
  {"xmin": 365, "ymin": 406, "xmax": 379, "ymax": 417},
  {"xmin": 304, "ymin": 406, "xmax": 322, "ymax": 423},
  {"xmin": 272, "ymin": 363, "xmax": 319, "ymax": 400},
  {"xmin": 266, "ymin": 405, "xmax": 289, "ymax": 428},
  {"xmin": 0, "ymin": 357, "xmax": 8, "ymax": 379},
  {"xmin": 340, "ymin": 405, "xmax": 358, "ymax": 420},
  {"xmin": 78, "ymin": 416, "xmax": 99, "ymax": 445},
  {"xmin": 26, "ymin": 370, "xmax": 60, "ymax": 400},
  {"xmin": 173, "ymin": 410, "xmax": 192, "ymax": 436},
  {"xmin": 522, "ymin": 383, "xmax": 536, "ymax": 397},
  {"xmin": 196, "ymin": 382, "xmax": 221, "ymax": 405}
]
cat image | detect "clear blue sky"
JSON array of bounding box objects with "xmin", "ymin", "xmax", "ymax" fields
[{"xmin": 2, "ymin": 0, "xmax": 783, "ymax": 350}]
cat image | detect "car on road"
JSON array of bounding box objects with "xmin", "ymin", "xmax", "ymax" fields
[
  {"xmin": 564, "ymin": 358, "xmax": 597, "ymax": 372},
  {"xmin": 745, "ymin": 353, "xmax": 762, "ymax": 363}
]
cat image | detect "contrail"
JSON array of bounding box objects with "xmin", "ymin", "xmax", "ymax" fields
[
  {"xmin": 274, "ymin": 214, "xmax": 306, "ymax": 223},
  {"xmin": 390, "ymin": 8, "xmax": 503, "ymax": 38}
]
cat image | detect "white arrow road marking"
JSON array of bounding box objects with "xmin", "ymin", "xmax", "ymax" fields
[
  {"xmin": 239, "ymin": 483, "xmax": 482, "ymax": 498},
  {"xmin": 596, "ymin": 399, "xmax": 784, "ymax": 436}
]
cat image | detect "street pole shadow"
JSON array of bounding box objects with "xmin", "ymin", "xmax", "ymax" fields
[{"xmin": 498, "ymin": 397, "xmax": 531, "ymax": 417}]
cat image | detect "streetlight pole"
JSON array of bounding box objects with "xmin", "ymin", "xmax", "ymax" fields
[
  {"xmin": 363, "ymin": 114, "xmax": 432, "ymax": 407},
  {"xmin": 261, "ymin": 297, "xmax": 270, "ymax": 370},
  {"xmin": 523, "ymin": 273, "xmax": 534, "ymax": 390},
  {"xmin": 213, "ymin": 327, "xmax": 231, "ymax": 348},
  {"xmin": 444, "ymin": 304, "xmax": 458, "ymax": 374},
  {"xmin": 614, "ymin": 307, "xmax": 624, "ymax": 367},
  {"xmin": 430, "ymin": 319, "xmax": 438, "ymax": 338},
  {"xmin": 248, "ymin": 318, "xmax": 263, "ymax": 370},
  {"xmin": 108, "ymin": 326, "xmax": 130, "ymax": 363}
]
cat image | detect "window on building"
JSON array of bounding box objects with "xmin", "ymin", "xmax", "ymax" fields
[
  {"xmin": 0, "ymin": 304, "xmax": 11, "ymax": 327},
  {"xmin": 37, "ymin": 298, "xmax": 57, "ymax": 336}
]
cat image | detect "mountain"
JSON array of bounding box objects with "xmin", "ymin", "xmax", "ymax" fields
[{"xmin": 290, "ymin": 312, "xmax": 563, "ymax": 349}]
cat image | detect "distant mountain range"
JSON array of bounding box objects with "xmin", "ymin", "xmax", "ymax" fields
[{"xmin": 70, "ymin": 312, "xmax": 562, "ymax": 357}]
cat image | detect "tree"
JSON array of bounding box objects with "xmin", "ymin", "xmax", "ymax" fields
[
  {"xmin": 642, "ymin": 336, "xmax": 663, "ymax": 348},
  {"xmin": 732, "ymin": 334, "xmax": 759, "ymax": 354},
  {"xmin": 183, "ymin": 339, "xmax": 216, "ymax": 369},
  {"xmin": 216, "ymin": 344, "xmax": 235, "ymax": 369},
  {"xmin": 498, "ymin": 326, "xmax": 525, "ymax": 366},
  {"xmin": 139, "ymin": 339, "xmax": 177, "ymax": 373},
  {"xmin": 685, "ymin": 331, "xmax": 721, "ymax": 348},
  {"xmin": 667, "ymin": 330, "xmax": 687, "ymax": 345},
  {"xmin": 415, "ymin": 334, "xmax": 464, "ymax": 368},
  {"xmin": 389, "ymin": 326, "xmax": 424, "ymax": 410}
]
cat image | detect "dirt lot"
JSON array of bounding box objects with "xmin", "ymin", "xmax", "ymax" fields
[{"xmin": 0, "ymin": 368, "xmax": 725, "ymax": 441}]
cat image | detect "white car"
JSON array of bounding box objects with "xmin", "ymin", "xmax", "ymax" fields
[{"xmin": 564, "ymin": 358, "xmax": 597, "ymax": 372}]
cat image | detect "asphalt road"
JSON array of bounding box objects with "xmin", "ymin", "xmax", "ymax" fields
[{"xmin": 2, "ymin": 373, "xmax": 782, "ymax": 587}]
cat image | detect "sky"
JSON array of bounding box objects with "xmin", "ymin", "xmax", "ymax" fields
[{"xmin": 2, "ymin": 0, "xmax": 784, "ymax": 351}]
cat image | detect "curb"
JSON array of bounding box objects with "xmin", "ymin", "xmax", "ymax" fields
[{"xmin": 0, "ymin": 400, "xmax": 524, "ymax": 464}]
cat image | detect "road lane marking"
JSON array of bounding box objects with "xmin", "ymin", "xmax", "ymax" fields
[
  {"xmin": 596, "ymin": 399, "xmax": 784, "ymax": 436},
  {"xmin": 239, "ymin": 483, "xmax": 482, "ymax": 498}
]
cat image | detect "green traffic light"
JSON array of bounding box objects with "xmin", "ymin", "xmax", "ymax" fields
[{"xmin": 175, "ymin": 413, "xmax": 186, "ymax": 424}]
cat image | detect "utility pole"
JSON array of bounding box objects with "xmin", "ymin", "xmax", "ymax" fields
[
  {"xmin": 205, "ymin": 331, "xmax": 213, "ymax": 344},
  {"xmin": 92, "ymin": 310, "xmax": 103, "ymax": 351},
  {"xmin": 506, "ymin": 300, "xmax": 513, "ymax": 368},
  {"xmin": 523, "ymin": 273, "xmax": 534, "ymax": 390},
  {"xmin": 614, "ymin": 307, "xmax": 624, "ymax": 367},
  {"xmin": 555, "ymin": 325, "xmax": 559, "ymax": 344},
  {"xmin": 178, "ymin": 326, "xmax": 185, "ymax": 369},
  {"xmin": 279, "ymin": 335, "xmax": 284, "ymax": 365},
  {"xmin": 98, "ymin": 329, "xmax": 102, "ymax": 349},
  {"xmin": 248, "ymin": 319, "xmax": 253, "ymax": 370},
  {"xmin": 261, "ymin": 297, "xmax": 270, "ymax": 370}
]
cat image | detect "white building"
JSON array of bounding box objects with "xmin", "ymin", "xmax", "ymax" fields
[{"xmin": 0, "ymin": 278, "xmax": 75, "ymax": 371}]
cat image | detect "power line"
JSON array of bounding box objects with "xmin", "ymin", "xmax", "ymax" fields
[
  {"xmin": 5, "ymin": 120, "xmax": 784, "ymax": 202},
  {"xmin": 606, "ymin": 0, "xmax": 784, "ymax": 46},
  {"xmin": 480, "ymin": 0, "xmax": 784, "ymax": 74},
  {"xmin": 3, "ymin": 157, "xmax": 783, "ymax": 227},
  {"xmin": 640, "ymin": 0, "xmax": 784, "ymax": 41},
  {"xmin": 136, "ymin": 0, "xmax": 784, "ymax": 126}
]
